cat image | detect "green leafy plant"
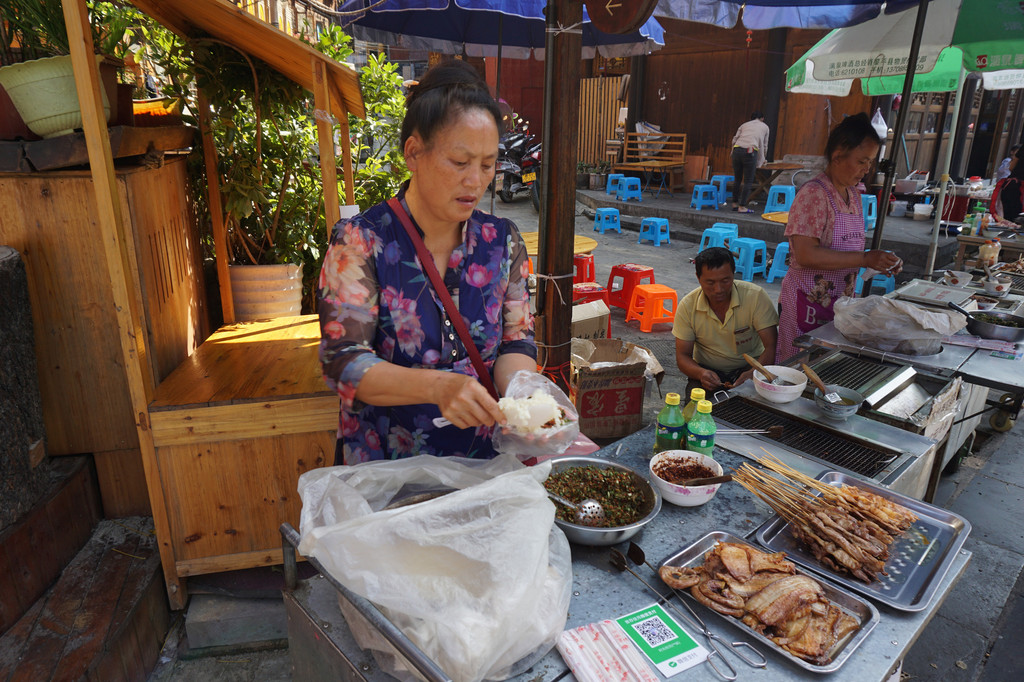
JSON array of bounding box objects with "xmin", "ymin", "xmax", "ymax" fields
[
  {"xmin": 150, "ymin": 20, "xmax": 407, "ymax": 310},
  {"xmin": 0, "ymin": 0, "xmax": 138, "ymax": 66}
]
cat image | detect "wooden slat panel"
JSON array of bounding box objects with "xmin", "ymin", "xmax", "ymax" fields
[
  {"xmin": 157, "ymin": 431, "xmax": 333, "ymax": 570},
  {"xmin": 124, "ymin": 158, "xmax": 210, "ymax": 382},
  {"xmin": 577, "ymin": 77, "xmax": 621, "ymax": 166},
  {"xmin": 178, "ymin": 548, "xmax": 287, "ymax": 577},
  {"xmin": 94, "ymin": 448, "xmax": 151, "ymax": 517},
  {"xmin": 0, "ymin": 159, "xmax": 209, "ymax": 457},
  {"xmin": 149, "ymin": 396, "xmax": 338, "ymax": 446}
]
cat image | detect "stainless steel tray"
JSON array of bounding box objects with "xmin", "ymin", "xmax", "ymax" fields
[
  {"xmin": 660, "ymin": 530, "xmax": 879, "ymax": 674},
  {"xmin": 754, "ymin": 471, "xmax": 972, "ymax": 612}
]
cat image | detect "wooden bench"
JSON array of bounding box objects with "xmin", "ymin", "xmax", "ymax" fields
[{"xmin": 612, "ymin": 131, "xmax": 687, "ymax": 195}]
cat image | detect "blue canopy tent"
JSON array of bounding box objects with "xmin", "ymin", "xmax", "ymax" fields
[{"xmin": 341, "ymin": 0, "xmax": 665, "ymax": 59}]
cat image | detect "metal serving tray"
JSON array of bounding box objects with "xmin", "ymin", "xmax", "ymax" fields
[
  {"xmin": 660, "ymin": 531, "xmax": 879, "ymax": 674},
  {"xmin": 754, "ymin": 471, "xmax": 972, "ymax": 612}
]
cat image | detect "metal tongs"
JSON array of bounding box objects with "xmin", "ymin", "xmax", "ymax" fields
[{"xmin": 608, "ymin": 544, "xmax": 767, "ymax": 680}]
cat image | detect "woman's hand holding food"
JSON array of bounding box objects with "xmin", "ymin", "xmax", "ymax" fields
[
  {"xmin": 434, "ymin": 371, "xmax": 506, "ymax": 429},
  {"xmin": 864, "ymin": 249, "xmax": 902, "ymax": 275}
]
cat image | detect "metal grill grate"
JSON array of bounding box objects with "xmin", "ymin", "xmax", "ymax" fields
[
  {"xmin": 814, "ymin": 356, "xmax": 890, "ymax": 390},
  {"xmin": 713, "ymin": 398, "xmax": 898, "ymax": 478}
]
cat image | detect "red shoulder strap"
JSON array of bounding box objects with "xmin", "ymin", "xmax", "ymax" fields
[{"xmin": 386, "ymin": 198, "xmax": 499, "ymax": 400}]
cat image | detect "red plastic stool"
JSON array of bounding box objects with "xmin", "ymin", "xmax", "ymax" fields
[
  {"xmin": 573, "ymin": 253, "xmax": 596, "ymax": 284},
  {"xmin": 572, "ymin": 282, "xmax": 612, "ymax": 337},
  {"xmin": 606, "ymin": 263, "xmax": 654, "ymax": 310},
  {"xmin": 625, "ymin": 283, "xmax": 677, "ymax": 332}
]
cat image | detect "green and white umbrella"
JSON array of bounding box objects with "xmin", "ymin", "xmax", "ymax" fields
[
  {"xmin": 786, "ymin": 0, "xmax": 1024, "ymax": 96},
  {"xmin": 784, "ymin": 0, "xmax": 1024, "ymax": 275}
]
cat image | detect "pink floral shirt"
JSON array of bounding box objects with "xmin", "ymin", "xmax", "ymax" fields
[
  {"xmin": 318, "ymin": 192, "xmax": 535, "ymax": 463},
  {"xmin": 785, "ymin": 172, "xmax": 861, "ymax": 247}
]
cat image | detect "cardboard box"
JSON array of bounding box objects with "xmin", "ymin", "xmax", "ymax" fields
[
  {"xmin": 570, "ymin": 339, "xmax": 665, "ymax": 440},
  {"xmin": 571, "ymin": 300, "xmax": 610, "ymax": 340}
]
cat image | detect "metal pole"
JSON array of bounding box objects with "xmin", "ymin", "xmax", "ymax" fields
[
  {"xmin": 490, "ymin": 15, "xmax": 503, "ymax": 215},
  {"xmin": 537, "ymin": 0, "xmax": 582, "ymax": 392},
  {"xmin": 925, "ymin": 65, "xmax": 967, "ymax": 276},
  {"xmin": 869, "ymin": 0, "xmax": 931, "ymax": 255}
]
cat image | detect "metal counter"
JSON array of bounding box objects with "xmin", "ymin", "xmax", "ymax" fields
[{"xmin": 282, "ymin": 428, "xmax": 971, "ymax": 682}]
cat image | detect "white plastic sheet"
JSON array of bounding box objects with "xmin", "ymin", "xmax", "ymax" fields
[
  {"xmin": 297, "ymin": 454, "xmax": 572, "ymax": 681},
  {"xmin": 833, "ymin": 295, "xmax": 965, "ymax": 356}
]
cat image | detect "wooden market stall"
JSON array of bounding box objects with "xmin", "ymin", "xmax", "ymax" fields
[{"xmin": 63, "ymin": 0, "xmax": 365, "ymax": 609}]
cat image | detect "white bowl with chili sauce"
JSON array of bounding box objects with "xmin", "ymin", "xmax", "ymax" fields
[{"xmin": 649, "ymin": 451, "xmax": 724, "ymax": 507}]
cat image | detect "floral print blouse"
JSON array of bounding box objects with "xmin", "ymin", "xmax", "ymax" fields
[{"xmin": 318, "ymin": 191, "xmax": 536, "ymax": 464}]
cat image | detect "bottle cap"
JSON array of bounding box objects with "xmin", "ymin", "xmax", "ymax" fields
[
  {"xmin": 690, "ymin": 388, "xmax": 706, "ymax": 401},
  {"xmin": 697, "ymin": 399, "xmax": 713, "ymax": 414},
  {"xmin": 665, "ymin": 393, "xmax": 680, "ymax": 406}
]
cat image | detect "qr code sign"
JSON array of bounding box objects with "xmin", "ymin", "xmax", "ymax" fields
[{"xmin": 634, "ymin": 615, "xmax": 677, "ymax": 647}]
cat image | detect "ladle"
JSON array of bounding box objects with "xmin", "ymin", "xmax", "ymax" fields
[
  {"xmin": 801, "ymin": 363, "xmax": 841, "ymax": 403},
  {"xmin": 742, "ymin": 353, "xmax": 792, "ymax": 386},
  {"xmin": 546, "ymin": 492, "xmax": 606, "ymax": 527}
]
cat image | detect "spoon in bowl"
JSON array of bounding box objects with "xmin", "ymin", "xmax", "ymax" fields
[
  {"xmin": 547, "ymin": 492, "xmax": 606, "ymax": 527},
  {"xmin": 801, "ymin": 363, "xmax": 841, "ymax": 403},
  {"xmin": 743, "ymin": 353, "xmax": 793, "ymax": 386}
]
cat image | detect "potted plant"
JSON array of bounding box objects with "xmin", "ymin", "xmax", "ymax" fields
[
  {"xmin": 0, "ymin": 0, "xmax": 136, "ymax": 138},
  {"xmin": 576, "ymin": 161, "xmax": 591, "ymax": 189},
  {"xmin": 154, "ymin": 23, "xmax": 407, "ymax": 318}
]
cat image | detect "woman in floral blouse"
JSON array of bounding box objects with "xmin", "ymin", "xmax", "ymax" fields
[
  {"xmin": 318, "ymin": 61, "xmax": 538, "ymax": 464},
  {"xmin": 776, "ymin": 113, "xmax": 902, "ymax": 363}
]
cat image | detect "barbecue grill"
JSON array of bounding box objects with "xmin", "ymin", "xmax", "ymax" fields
[{"xmin": 713, "ymin": 383, "xmax": 936, "ymax": 498}]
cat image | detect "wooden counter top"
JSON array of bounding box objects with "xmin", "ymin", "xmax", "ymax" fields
[{"xmin": 150, "ymin": 315, "xmax": 329, "ymax": 410}]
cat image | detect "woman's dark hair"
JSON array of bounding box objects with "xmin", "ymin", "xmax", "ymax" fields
[
  {"xmin": 825, "ymin": 112, "xmax": 883, "ymax": 162},
  {"xmin": 694, "ymin": 247, "xmax": 735, "ymax": 277},
  {"xmin": 399, "ymin": 60, "xmax": 503, "ymax": 152},
  {"xmin": 751, "ymin": 111, "xmax": 763, "ymax": 120}
]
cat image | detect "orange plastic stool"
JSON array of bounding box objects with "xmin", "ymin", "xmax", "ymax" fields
[
  {"xmin": 573, "ymin": 253, "xmax": 596, "ymax": 284},
  {"xmin": 625, "ymin": 283, "xmax": 677, "ymax": 332},
  {"xmin": 606, "ymin": 263, "xmax": 654, "ymax": 310},
  {"xmin": 572, "ymin": 282, "xmax": 612, "ymax": 337}
]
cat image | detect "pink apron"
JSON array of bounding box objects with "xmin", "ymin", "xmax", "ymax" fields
[{"xmin": 776, "ymin": 178, "xmax": 864, "ymax": 363}]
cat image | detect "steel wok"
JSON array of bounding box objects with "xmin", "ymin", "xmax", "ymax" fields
[{"xmin": 948, "ymin": 301, "xmax": 1024, "ymax": 343}]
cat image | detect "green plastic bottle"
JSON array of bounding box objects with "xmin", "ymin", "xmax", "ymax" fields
[
  {"xmin": 681, "ymin": 387, "xmax": 705, "ymax": 425},
  {"xmin": 654, "ymin": 393, "xmax": 686, "ymax": 454},
  {"xmin": 685, "ymin": 399, "xmax": 717, "ymax": 457}
]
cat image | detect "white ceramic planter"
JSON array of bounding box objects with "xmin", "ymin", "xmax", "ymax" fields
[
  {"xmin": 229, "ymin": 264, "xmax": 303, "ymax": 321},
  {"xmin": 0, "ymin": 55, "xmax": 110, "ymax": 139}
]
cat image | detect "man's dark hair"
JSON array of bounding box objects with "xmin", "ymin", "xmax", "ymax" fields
[
  {"xmin": 694, "ymin": 247, "xmax": 735, "ymax": 277},
  {"xmin": 751, "ymin": 111, "xmax": 763, "ymax": 120},
  {"xmin": 825, "ymin": 112, "xmax": 883, "ymax": 161}
]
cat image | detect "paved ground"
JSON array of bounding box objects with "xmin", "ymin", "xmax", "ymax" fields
[{"xmin": 148, "ymin": 190, "xmax": 1023, "ymax": 681}]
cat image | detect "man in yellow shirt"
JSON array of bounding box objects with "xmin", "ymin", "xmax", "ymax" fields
[{"xmin": 673, "ymin": 247, "xmax": 779, "ymax": 392}]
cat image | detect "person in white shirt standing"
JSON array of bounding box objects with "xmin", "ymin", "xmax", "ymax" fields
[{"xmin": 730, "ymin": 112, "xmax": 771, "ymax": 213}]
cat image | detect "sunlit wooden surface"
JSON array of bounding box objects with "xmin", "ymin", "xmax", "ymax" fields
[{"xmin": 520, "ymin": 232, "xmax": 598, "ymax": 257}]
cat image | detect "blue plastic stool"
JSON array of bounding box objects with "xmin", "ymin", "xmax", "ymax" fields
[
  {"xmin": 732, "ymin": 237, "xmax": 768, "ymax": 281},
  {"xmin": 710, "ymin": 174, "xmax": 734, "ymax": 205},
  {"xmin": 862, "ymin": 194, "xmax": 878, "ymax": 231},
  {"xmin": 638, "ymin": 218, "xmax": 670, "ymax": 246},
  {"xmin": 710, "ymin": 222, "xmax": 739, "ymax": 244},
  {"xmin": 698, "ymin": 225, "xmax": 736, "ymax": 252},
  {"xmin": 857, "ymin": 267, "xmax": 896, "ymax": 295},
  {"xmin": 616, "ymin": 177, "xmax": 643, "ymax": 202},
  {"xmin": 766, "ymin": 242, "xmax": 790, "ymax": 283},
  {"xmin": 765, "ymin": 185, "xmax": 797, "ymax": 213},
  {"xmin": 690, "ymin": 184, "xmax": 719, "ymax": 210},
  {"xmin": 606, "ymin": 173, "xmax": 626, "ymax": 195},
  {"xmin": 593, "ymin": 207, "xmax": 622, "ymax": 234}
]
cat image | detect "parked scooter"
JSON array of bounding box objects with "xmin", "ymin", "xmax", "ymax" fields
[{"xmin": 497, "ymin": 141, "xmax": 541, "ymax": 209}]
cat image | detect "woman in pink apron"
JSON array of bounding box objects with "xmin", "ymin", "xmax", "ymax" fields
[{"xmin": 777, "ymin": 113, "xmax": 902, "ymax": 363}]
